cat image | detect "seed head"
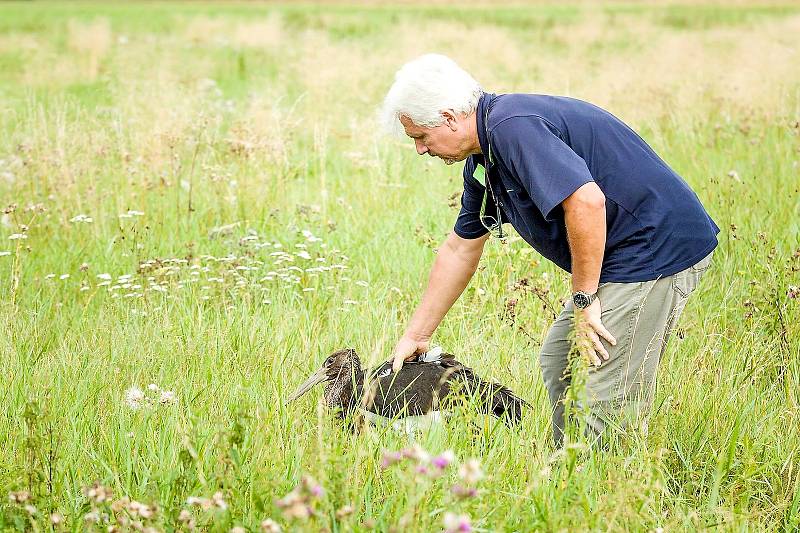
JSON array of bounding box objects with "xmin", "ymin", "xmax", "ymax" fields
[
  {"xmin": 335, "ymin": 505, "xmax": 354, "ymax": 519},
  {"xmin": 83, "ymin": 482, "xmax": 113, "ymax": 504},
  {"xmin": 159, "ymin": 390, "xmax": 177, "ymax": 405},
  {"xmin": 212, "ymin": 491, "xmax": 228, "ymax": 511},
  {"xmin": 8, "ymin": 490, "xmax": 31, "ymax": 503},
  {"xmin": 261, "ymin": 518, "xmax": 282, "ymax": 532},
  {"xmin": 178, "ymin": 509, "xmax": 196, "ymax": 529},
  {"xmin": 458, "ymin": 459, "xmax": 484, "ymax": 485}
]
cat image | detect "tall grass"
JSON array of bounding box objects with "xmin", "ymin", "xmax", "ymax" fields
[{"xmin": 0, "ymin": 2, "xmax": 798, "ymax": 530}]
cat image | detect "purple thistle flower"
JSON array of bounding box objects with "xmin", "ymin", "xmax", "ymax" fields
[
  {"xmin": 451, "ymin": 485, "xmax": 478, "ymax": 499},
  {"xmin": 380, "ymin": 450, "xmax": 402, "ymax": 469},
  {"xmin": 432, "ymin": 450, "xmax": 454, "ymax": 470}
]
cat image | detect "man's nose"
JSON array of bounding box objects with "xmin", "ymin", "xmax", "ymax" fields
[{"xmin": 415, "ymin": 139, "xmax": 428, "ymax": 155}]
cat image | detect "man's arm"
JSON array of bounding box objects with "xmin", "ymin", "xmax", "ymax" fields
[
  {"xmin": 392, "ymin": 230, "xmax": 489, "ymax": 371},
  {"xmin": 562, "ymin": 181, "xmax": 617, "ymax": 366}
]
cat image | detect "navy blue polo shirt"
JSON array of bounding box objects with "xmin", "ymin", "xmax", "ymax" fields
[{"xmin": 454, "ymin": 93, "xmax": 719, "ymax": 283}]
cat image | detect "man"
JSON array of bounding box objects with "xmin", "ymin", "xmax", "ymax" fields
[{"xmin": 381, "ymin": 54, "xmax": 719, "ymax": 446}]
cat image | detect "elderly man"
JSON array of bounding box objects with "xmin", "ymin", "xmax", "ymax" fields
[{"xmin": 382, "ymin": 54, "xmax": 719, "ymax": 446}]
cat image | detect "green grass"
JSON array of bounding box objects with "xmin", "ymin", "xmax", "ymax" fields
[{"xmin": 1, "ymin": 2, "xmax": 799, "ymax": 531}]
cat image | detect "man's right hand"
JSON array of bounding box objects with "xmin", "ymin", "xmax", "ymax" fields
[
  {"xmin": 391, "ymin": 334, "xmax": 430, "ymax": 373},
  {"xmin": 389, "ymin": 231, "xmax": 487, "ymax": 373}
]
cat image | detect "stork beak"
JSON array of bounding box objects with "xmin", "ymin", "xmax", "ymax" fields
[{"xmin": 286, "ymin": 367, "xmax": 329, "ymax": 404}]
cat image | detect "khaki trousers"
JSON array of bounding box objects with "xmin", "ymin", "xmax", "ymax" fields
[{"xmin": 540, "ymin": 252, "xmax": 713, "ymax": 446}]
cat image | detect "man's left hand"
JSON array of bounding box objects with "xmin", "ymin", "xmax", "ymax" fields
[{"xmin": 576, "ymin": 298, "xmax": 617, "ymax": 367}]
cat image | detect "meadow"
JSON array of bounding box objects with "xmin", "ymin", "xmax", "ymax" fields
[{"xmin": 1, "ymin": 1, "xmax": 799, "ymax": 531}]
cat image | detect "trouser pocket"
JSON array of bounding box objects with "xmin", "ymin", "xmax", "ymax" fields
[{"xmin": 672, "ymin": 251, "xmax": 713, "ymax": 298}]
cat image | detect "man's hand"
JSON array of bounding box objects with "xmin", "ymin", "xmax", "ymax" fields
[
  {"xmin": 390, "ymin": 232, "xmax": 486, "ymax": 374},
  {"xmin": 392, "ymin": 334, "xmax": 430, "ymax": 373},
  {"xmin": 575, "ymin": 298, "xmax": 617, "ymax": 367}
]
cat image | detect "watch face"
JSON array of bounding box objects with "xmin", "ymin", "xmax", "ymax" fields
[{"xmin": 574, "ymin": 293, "xmax": 591, "ymax": 309}]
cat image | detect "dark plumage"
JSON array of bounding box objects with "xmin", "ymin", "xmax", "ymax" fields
[{"xmin": 287, "ymin": 348, "xmax": 529, "ymax": 425}]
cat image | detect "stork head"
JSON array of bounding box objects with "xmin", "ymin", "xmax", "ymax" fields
[{"xmin": 286, "ymin": 348, "xmax": 361, "ymax": 404}]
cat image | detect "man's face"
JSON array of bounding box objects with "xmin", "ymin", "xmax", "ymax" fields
[{"xmin": 400, "ymin": 114, "xmax": 468, "ymax": 166}]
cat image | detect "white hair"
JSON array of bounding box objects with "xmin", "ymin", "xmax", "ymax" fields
[{"xmin": 380, "ymin": 54, "xmax": 483, "ymax": 136}]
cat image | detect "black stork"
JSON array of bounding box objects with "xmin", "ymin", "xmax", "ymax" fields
[{"xmin": 286, "ymin": 348, "xmax": 529, "ymax": 426}]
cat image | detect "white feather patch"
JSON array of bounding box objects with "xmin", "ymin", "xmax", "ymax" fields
[
  {"xmin": 419, "ymin": 346, "xmax": 443, "ymax": 363},
  {"xmin": 358, "ymin": 408, "xmax": 446, "ymax": 435}
]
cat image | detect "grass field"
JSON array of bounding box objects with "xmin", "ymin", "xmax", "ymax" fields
[{"xmin": 1, "ymin": 1, "xmax": 799, "ymax": 531}]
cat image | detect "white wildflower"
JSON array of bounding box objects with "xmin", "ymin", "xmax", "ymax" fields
[
  {"xmin": 159, "ymin": 390, "xmax": 177, "ymax": 405},
  {"xmin": 8, "ymin": 233, "xmax": 27, "ymax": 240},
  {"xmin": 302, "ymin": 230, "xmax": 322, "ymax": 243},
  {"xmin": 125, "ymin": 387, "xmax": 145, "ymax": 409},
  {"xmin": 69, "ymin": 214, "xmax": 93, "ymax": 223}
]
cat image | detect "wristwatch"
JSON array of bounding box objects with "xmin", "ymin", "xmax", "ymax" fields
[{"xmin": 572, "ymin": 290, "xmax": 597, "ymax": 309}]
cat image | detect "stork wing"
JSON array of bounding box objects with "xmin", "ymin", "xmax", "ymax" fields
[
  {"xmin": 361, "ymin": 353, "xmax": 529, "ymax": 424},
  {"xmin": 361, "ymin": 363, "xmax": 452, "ymax": 418}
]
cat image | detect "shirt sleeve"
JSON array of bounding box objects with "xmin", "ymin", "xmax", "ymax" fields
[
  {"xmin": 491, "ymin": 116, "xmax": 594, "ymax": 221},
  {"xmin": 453, "ymin": 156, "xmax": 491, "ymax": 239}
]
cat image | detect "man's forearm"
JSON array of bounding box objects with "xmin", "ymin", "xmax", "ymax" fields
[
  {"xmin": 563, "ymin": 183, "xmax": 607, "ymax": 293},
  {"xmin": 404, "ymin": 233, "xmax": 484, "ymax": 341}
]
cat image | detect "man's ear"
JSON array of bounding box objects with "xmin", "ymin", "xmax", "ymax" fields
[{"xmin": 441, "ymin": 110, "xmax": 458, "ymax": 131}]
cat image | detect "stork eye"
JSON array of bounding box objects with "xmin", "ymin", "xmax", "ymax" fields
[{"xmin": 323, "ymin": 356, "xmax": 335, "ymax": 367}]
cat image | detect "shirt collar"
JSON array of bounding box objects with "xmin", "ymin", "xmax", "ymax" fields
[{"xmin": 475, "ymin": 91, "xmax": 496, "ymax": 167}]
